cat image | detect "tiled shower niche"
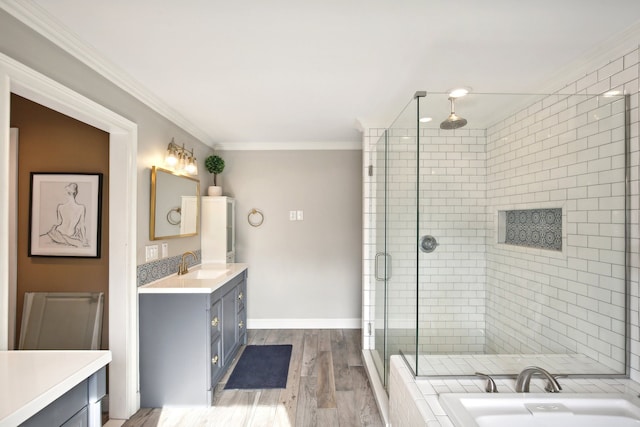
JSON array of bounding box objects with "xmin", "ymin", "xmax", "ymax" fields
[{"xmin": 498, "ymin": 208, "xmax": 562, "ymax": 251}]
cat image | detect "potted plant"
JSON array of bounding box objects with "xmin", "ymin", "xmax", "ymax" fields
[{"xmin": 204, "ymin": 154, "xmax": 225, "ymax": 196}]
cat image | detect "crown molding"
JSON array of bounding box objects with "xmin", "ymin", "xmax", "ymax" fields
[
  {"xmin": 214, "ymin": 140, "xmax": 362, "ymax": 151},
  {"xmin": 0, "ymin": 0, "xmax": 215, "ymax": 146},
  {"xmin": 531, "ymin": 21, "xmax": 640, "ymax": 94}
]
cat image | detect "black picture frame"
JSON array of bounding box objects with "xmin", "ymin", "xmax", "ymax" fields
[{"xmin": 28, "ymin": 172, "xmax": 103, "ymax": 258}]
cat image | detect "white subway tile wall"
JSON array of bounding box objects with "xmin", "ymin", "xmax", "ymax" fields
[{"xmin": 485, "ymin": 92, "xmax": 627, "ymax": 372}]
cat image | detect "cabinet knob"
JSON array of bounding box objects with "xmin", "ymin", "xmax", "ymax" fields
[
  {"xmin": 239, "ymin": 320, "xmax": 244, "ymax": 329},
  {"xmin": 238, "ymin": 292, "xmax": 243, "ymax": 301},
  {"xmin": 211, "ymin": 316, "xmax": 219, "ymax": 327},
  {"xmin": 212, "ymin": 354, "xmax": 219, "ymax": 365}
]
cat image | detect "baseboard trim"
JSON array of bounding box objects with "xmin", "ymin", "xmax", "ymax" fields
[{"xmin": 247, "ymin": 318, "xmax": 361, "ymax": 329}]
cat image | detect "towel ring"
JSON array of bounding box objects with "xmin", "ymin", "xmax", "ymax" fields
[
  {"xmin": 248, "ymin": 208, "xmax": 264, "ymax": 227},
  {"xmin": 167, "ymin": 207, "xmax": 181, "ymax": 225}
]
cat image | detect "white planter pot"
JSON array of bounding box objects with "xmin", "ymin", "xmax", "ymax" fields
[{"xmin": 207, "ymin": 186, "xmax": 223, "ymax": 196}]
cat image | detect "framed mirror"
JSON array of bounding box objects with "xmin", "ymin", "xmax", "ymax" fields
[{"xmin": 150, "ymin": 166, "xmax": 200, "ymax": 240}]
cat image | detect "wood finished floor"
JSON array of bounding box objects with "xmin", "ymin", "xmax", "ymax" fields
[{"xmin": 122, "ymin": 329, "xmax": 383, "ymax": 427}]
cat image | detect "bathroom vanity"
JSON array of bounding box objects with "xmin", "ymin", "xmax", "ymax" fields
[
  {"xmin": 138, "ymin": 263, "xmax": 248, "ymax": 407},
  {"xmin": 0, "ymin": 350, "xmax": 110, "ymax": 427}
]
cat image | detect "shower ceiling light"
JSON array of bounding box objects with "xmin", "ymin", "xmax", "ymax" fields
[
  {"xmin": 420, "ymin": 117, "xmax": 433, "ymax": 123},
  {"xmin": 448, "ymin": 88, "xmax": 470, "ymax": 98}
]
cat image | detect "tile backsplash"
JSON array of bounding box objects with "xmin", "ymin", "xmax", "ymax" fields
[{"xmin": 136, "ymin": 250, "xmax": 201, "ymax": 286}]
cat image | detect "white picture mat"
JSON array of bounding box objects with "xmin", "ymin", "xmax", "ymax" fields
[{"xmin": 29, "ymin": 173, "xmax": 102, "ymax": 257}]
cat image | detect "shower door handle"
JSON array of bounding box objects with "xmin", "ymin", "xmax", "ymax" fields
[
  {"xmin": 375, "ymin": 252, "xmax": 392, "ymax": 281},
  {"xmin": 375, "ymin": 252, "xmax": 384, "ymax": 281}
]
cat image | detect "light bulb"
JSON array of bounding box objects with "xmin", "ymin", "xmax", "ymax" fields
[
  {"xmin": 165, "ymin": 147, "xmax": 178, "ymax": 167},
  {"xmin": 185, "ymin": 157, "xmax": 197, "ymax": 175},
  {"xmin": 177, "ymin": 152, "xmax": 186, "ymax": 171}
]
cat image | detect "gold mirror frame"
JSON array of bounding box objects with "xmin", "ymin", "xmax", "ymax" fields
[{"xmin": 150, "ymin": 166, "xmax": 200, "ymax": 240}]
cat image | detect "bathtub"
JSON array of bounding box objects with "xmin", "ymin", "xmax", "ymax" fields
[{"xmin": 439, "ymin": 393, "xmax": 640, "ymax": 427}]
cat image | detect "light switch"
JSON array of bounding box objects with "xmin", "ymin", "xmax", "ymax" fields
[
  {"xmin": 289, "ymin": 211, "xmax": 297, "ymax": 221},
  {"xmin": 297, "ymin": 210, "xmax": 304, "ymax": 221},
  {"xmin": 145, "ymin": 245, "xmax": 159, "ymax": 262}
]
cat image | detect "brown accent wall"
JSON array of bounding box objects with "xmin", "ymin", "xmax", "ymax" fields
[{"xmin": 11, "ymin": 94, "xmax": 110, "ymax": 349}]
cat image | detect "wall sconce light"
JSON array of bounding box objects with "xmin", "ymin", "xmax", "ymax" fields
[{"xmin": 164, "ymin": 138, "xmax": 198, "ymax": 175}]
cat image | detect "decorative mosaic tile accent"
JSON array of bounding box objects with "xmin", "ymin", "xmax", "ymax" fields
[
  {"xmin": 504, "ymin": 208, "xmax": 561, "ymax": 250},
  {"xmin": 137, "ymin": 250, "xmax": 201, "ymax": 286}
]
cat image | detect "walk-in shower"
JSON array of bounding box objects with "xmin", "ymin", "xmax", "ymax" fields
[{"xmin": 368, "ymin": 90, "xmax": 629, "ymax": 387}]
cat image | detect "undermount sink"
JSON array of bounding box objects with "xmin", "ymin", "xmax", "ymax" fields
[
  {"xmin": 181, "ymin": 269, "xmax": 229, "ymax": 280},
  {"xmin": 439, "ymin": 393, "xmax": 640, "ymax": 427}
]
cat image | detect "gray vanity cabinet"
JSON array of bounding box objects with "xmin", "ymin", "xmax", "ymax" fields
[
  {"xmin": 139, "ymin": 270, "xmax": 248, "ymax": 407},
  {"xmin": 20, "ymin": 367, "xmax": 106, "ymax": 427},
  {"xmin": 222, "ymin": 281, "xmax": 246, "ymax": 363}
]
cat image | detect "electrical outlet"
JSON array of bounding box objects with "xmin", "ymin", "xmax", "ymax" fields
[
  {"xmin": 289, "ymin": 210, "xmax": 297, "ymax": 221},
  {"xmin": 161, "ymin": 243, "xmax": 168, "ymax": 258},
  {"xmin": 145, "ymin": 245, "xmax": 159, "ymax": 262},
  {"xmin": 297, "ymin": 210, "xmax": 304, "ymax": 221}
]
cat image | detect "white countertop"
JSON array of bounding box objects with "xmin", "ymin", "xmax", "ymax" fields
[
  {"xmin": 138, "ymin": 263, "xmax": 248, "ymax": 294},
  {"xmin": 0, "ymin": 350, "xmax": 111, "ymax": 427}
]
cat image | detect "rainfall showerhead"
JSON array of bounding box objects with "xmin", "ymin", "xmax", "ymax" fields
[{"xmin": 440, "ymin": 97, "xmax": 467, "ymax": 130}]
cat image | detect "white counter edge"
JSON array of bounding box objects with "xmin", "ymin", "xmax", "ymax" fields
[
  {"xmin": 1, "ymin": 350, "xmax": 111, "ymax": 427},
  {"xmin": 138, "ymin": 263, "xmax": 248, "ymax": 294}
]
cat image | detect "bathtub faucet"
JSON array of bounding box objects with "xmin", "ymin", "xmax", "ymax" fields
[
  {"xmin": 475, "ymin": 372, "xmax": 498, "ymax": 393},
  {"xmin": 515, "ymin": 366, "xmax": 562, "ymax": 393}
]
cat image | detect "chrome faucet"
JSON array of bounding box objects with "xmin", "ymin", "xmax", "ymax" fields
[
  {"xmin": 178, "ymin": 251, "xmax": 197, "ymax": 275},
  {"xmin": 515, "ymin": 366, "xmax": 562, "ymax": 393}
]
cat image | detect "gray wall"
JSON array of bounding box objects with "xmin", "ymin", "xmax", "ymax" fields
[
  {"xmin": 1, "ymin": 10, "xmax": 364, "ymax": 326},
  {"xmin": 0, "ymin": 9, "xmax": 212, "ymax": 264},
  {"xmin": 220, "ymin": 150, "xmax": 363, "ymax": 324}
]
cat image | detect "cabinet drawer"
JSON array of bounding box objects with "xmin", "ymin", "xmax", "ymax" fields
[
  {"xmin": 210, "ymin": 299, "xmax": 222, "ymax": 338},
  {"xmin": 210, "ymin": 335, "xmax": 223, "ymax": 384},
  {"xmin": 22, "ymin": 380, "xmax": 87, "ymax": 427},
  {"xmin": 61, "ymin": 406, "xmax": 88, "ymax": 427}
]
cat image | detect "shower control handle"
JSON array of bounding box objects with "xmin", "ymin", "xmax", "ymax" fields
[{"xmin": 419, "ymin": 235, "xmax": 439, "ymax": 253}]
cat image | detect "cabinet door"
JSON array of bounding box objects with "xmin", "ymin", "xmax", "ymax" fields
[
  {"xmin": 222, "ymin": 287, "xmax": 238, "ymax": 363},
  {"xmin": 210, "ymin": 335, "xmax": 223, "ymax": 385},
  {"xmin": 226, "ymin": 198, "xmax": 235, "ymax": 259},
  {"xmin": 210, "ymin": 299, "xmax": 222, "ymax": 339},
  {"xmin": 237, "ymin": 281, "xmax": 247, "ymax": 343}
]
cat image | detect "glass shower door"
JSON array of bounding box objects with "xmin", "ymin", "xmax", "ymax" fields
[
  {"xmin": 372, "ymin": 95, "xmax": 421, "ymax": 387},
  {"xmin": 372, "ymin": 130, "xmax": 388, "ymax": 385},
  {"xmin": 385, "ymin": 98, "xmax": 419, "ymax": 376}
]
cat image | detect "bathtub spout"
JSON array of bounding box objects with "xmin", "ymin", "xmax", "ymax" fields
[{"xmin": 515, "ymin": 366, "xmax": 562, "ymax": 393}]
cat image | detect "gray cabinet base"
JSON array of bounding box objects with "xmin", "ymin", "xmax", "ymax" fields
[{"xmin": 139, "ymin": 270, "xmax": 247, "ymax": 407}]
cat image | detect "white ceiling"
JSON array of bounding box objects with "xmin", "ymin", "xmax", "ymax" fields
[{"xmin": 16, "ymin": 1, "xmax": 640, "ymax": 147}]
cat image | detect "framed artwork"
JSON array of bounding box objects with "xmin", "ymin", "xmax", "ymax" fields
[{"xmin": 29, "ymin": 172, "xmax": 103, "ymax": 258}]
